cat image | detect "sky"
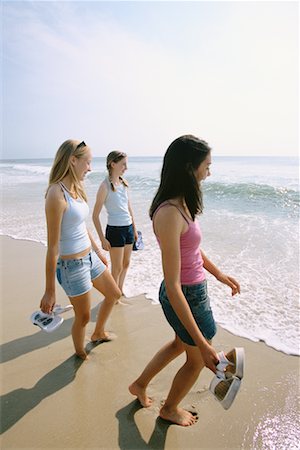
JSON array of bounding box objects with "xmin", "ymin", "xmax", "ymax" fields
[{"xmin": 1, "ymin": 0, "xmax": 299, "ymax": 159}]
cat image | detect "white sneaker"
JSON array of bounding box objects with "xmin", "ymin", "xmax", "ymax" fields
[
  {"xmin": 30, "ymin": 311, "xmax": 63, "ymax": 333},
  {"xmin": 209, "ymin": 374, "xmax": 241, "ymax": 410}
]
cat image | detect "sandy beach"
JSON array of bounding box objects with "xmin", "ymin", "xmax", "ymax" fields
[{"xmin": 0, "ymin": 235, "xmax": 299, "ymax": 449}]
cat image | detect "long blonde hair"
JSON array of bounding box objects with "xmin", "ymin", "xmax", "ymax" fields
[
  {"xmin": 47, "ymin": 139, "xmax": 88, "ymax": 202},
  {"xmin": 106, "ymin": 151, "xmax": 128, "ymax": 192}
]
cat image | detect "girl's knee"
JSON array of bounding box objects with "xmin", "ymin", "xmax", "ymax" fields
[
  {"xmin": 185, "ymin": 351, "xmax": 204, "ymax": 371},
  {"xmin": 112, "ymin": 266, "xmax": 122, "ymax": 278},
  {"xmin": 172, "ymin": 338, "xmax": 184, "ymax": 355},
  {"xmin": 106, "ymin": 286, "xmax": 122, "ymax": 303},
  {"xmin": 113, "ymin": 286, "xmax": 122, "ymax": 301},
  {"xmin": 123, "ymin": 260, "xmax": 130, "ymax": 270},
  {"xmin": 74, "ymin": 312, "xmax": 90, "ymax": 327}
]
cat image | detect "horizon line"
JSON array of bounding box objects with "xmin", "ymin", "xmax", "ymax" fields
[{"xmin": 0, "ymin": 154, "xmax": 299, "ymax": 161}]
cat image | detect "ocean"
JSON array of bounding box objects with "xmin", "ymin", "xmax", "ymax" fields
[{"xmin": 1, "ymin": 155, "xmax": 299, "ymax": 356}]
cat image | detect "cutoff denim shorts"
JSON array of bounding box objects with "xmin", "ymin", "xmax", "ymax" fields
[
  {"xmin": 56, "ymin": 250, "xmax": 106, "ymax": 297},
  {"xmin": 159, "ymin": 280, "xmax": 217, "ymax": 346},
  {"xmin": 106, "ymin": 224, "xmax": 134, "ymax": 247}
]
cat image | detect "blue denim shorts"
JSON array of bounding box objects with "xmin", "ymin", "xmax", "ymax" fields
[
  {"xmin": 159, "ymin": 280, "xmax": 217, "ymax": 346},
  {"xmin": 56, "ymin": 251, "xmax": 106, "ymax": 297},
  {"xmin": 106, "ymin": 224, "xmax": 134, "ymax": 247}
]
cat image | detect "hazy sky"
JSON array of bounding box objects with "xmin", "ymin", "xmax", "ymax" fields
[{"xmin": 2, "ymin": 1, "xmax": 298, "ymax": 159}]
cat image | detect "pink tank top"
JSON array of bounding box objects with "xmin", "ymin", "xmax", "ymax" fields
[{"xmin": 153, "ymin": 202, "xmax": 206, "ymax": 285}]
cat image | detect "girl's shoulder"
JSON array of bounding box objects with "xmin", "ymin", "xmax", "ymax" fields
[
  {"xmin": 47, "ymin": 182, "xmax": 65, "ymax": 198},
  {"xmin": 154, "ymin": 201, "xmax": 191, "ymax": 226},
  {"xmin": 154, "ymin": 202, "xmax": 182, "ymax": 222},
  {"xmin": 153, "ymin": 203, "xmax": 187, "ymax": 237},
  {"xmin": 98, "ymin": 178, "xmax": 109, "ymax": 191},
  {"xmin": 45, "ymin": 183, "xmax": 67, "ymax": 209}
]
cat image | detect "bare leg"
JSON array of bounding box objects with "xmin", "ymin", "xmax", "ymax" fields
[
  {"xmin": 69, "ymin": 292, "xmax": 91, "ymax": 360},
  {"xmin": 118, "ymin": 244, "xmax": 133, "ymax": 294},
  {"xmin": 159, "ymin": 343, "xmax": 205, "ymax": 427},
  {"xmin": 91, "ymin": 269, "xmax": 121, "ymax": 341},
  {"xmin": 129, "ymin": 335, "xmax": 184, "ymax": 407},
  {"xmin": 109, "ymin": 247, "xmax": 125, "ymax": 299}
]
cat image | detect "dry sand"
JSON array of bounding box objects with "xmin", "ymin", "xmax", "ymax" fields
[{"xmin": 0, "ymin": 236, "xmax": 299, "ymax": 449}]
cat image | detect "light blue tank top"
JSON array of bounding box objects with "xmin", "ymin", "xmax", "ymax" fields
[
  {"xmin": 104, "ymin": 178, "xmax": 132, "ymax": 226},
  {"xmin": 59, "ymin": 183, "xmax": 91, "ymax": 256}
]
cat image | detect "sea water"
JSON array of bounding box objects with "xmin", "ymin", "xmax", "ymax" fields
[{"xmin": 1, "ymin": 156, "xmax": 299, "ymax": 356}]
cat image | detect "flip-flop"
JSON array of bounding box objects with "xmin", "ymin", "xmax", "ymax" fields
[
  {"xmin": 216, "ymin": 347, "xmax": 245, "ymax": 380},
  {"xmin": 30, "ymin": 310, "xmax": 64, "ymax": 333},
  {"xmin": 133, "ymin": 231, "xmax": 144, "ymax": 251},
  {"xmin": 209, "ymin": 374, "xmax": 241, "ymax": 410}
]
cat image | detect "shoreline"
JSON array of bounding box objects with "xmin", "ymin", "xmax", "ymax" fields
[
  {"xmin": 1, "ymin": 233, "xmax": 299, "ymax": 357},
  {"xmin": 1, "ymin": 236, "xmax": 299, "ymax": 449}
]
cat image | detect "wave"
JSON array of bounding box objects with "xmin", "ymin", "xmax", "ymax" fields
[
  {"xmin": 203, "ymin": 182, "xmax": 299, "ymax": 215},
  {"xmin": 11, "ymin": 163, "xmax": 50, "ymax": 176}
]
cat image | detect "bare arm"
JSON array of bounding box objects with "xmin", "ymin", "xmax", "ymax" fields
[
  {"xmin": 128, "ymin": 196, "xmax": 138, "ymax": 241},
  {"xmin": 155, "ymin": 207, "xmax": 218, "ymax": 373},
  {"xmin": 201, "ymin": 250, "xmax": 240, "ymax": 296},
  {"xmin": 92, "ymin": 182, "xmax": 110, "ymax": 251},
  {"xmin": 87, "ymin": 229, "xmax": 108, "ymax": 266},
  {"xmin": 40, "ymin": 185, "xmax": 66, "ymax": 314}
]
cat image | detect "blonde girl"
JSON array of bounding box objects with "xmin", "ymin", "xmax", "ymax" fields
[{"xmin": 40, "ymin": 140, "xmax": 121, "ymax": 359}]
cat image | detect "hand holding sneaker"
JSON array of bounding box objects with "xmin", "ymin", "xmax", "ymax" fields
[
  {"xmin": 30, "ymin": 304, "xmax": 73, "ymax": 333},
  {"xmin": 200, "ymin": 341, "xmax": 220, "ymax": 374},
  {"xmin": 209, "ymin": 347, "xmax": 245, "ymax": 410}
]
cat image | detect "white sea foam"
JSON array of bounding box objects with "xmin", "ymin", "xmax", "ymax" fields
[{"xmin": 11, "ymin": 163, "xmax": 50, "ymax": 175}]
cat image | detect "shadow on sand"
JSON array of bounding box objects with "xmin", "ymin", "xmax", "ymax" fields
[
  {"xmin": 0, "ymin": 304, "xmax": 103, "ymax": 434},
  {"xmin": 116, "ymin": 400, "xmax": 171, "ymax": 450},
  {"xmin": 0, "ymin": 341, "xmax": 100, "ymax": 434}
]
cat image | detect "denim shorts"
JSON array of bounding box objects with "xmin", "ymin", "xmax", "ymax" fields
[
  {"xmin": 105, "ymin": 224, "xmax": 134, "ymax": 247},
  {"xmin": 56, "ymin": 250, "xmax": 106, "ymax": 297},
  {"xmin": 159, "ymin": 280, "xmax": 217, "ymax": 346}
]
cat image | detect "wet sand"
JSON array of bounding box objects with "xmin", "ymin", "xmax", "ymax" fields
[{"xmin": 0, "ymin": 236, "xmax": 299, "ymax": 449}]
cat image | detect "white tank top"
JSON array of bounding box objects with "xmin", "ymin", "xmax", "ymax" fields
[
  {"xmin": 59, "ymin": 183, "xmax": 91, "ymax": 255},
  {"xmin": 104, "ymin": 178, "xmax": 132, "ymax": 226}
]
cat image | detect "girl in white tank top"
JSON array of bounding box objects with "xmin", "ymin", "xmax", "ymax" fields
[
  {"xmin": 39, "ymin": 140, "xmax": 121, "ymax": 360},
  {"xmin": 93, "ymin": 151, "xmax": 138, "ymax": 297}
]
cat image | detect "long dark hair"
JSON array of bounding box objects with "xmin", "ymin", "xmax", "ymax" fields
[{"xmin": 150, "ymin": 135, "xmax": 211, "ymax": 220}]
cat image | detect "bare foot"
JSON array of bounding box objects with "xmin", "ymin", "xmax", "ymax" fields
[
  {"xmin": 117, "ymin": 299, "xmax": 131, "ymax": 306},
  {"xmin": 159, "ymin": 406, "xmax": 198, "ymax": 426},
  {"xmin": 129, "ymin": 381, "xmax": 153, "ymax": 407},
  {"xmin": 75, "ymin": 351, "xmax": 88, "ymax": 360},
  {"xmin": 91, "ymin": 331, "xmax": 116, "ymax": 343}
]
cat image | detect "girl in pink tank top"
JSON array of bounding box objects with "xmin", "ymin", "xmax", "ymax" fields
[
  {"xmin": 153, "ymin": 200, "xmax": 206, "ymax": 285},
  {"xmin": 129, "ymin": 135, "xmax": 242, "ymax": 426}
]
